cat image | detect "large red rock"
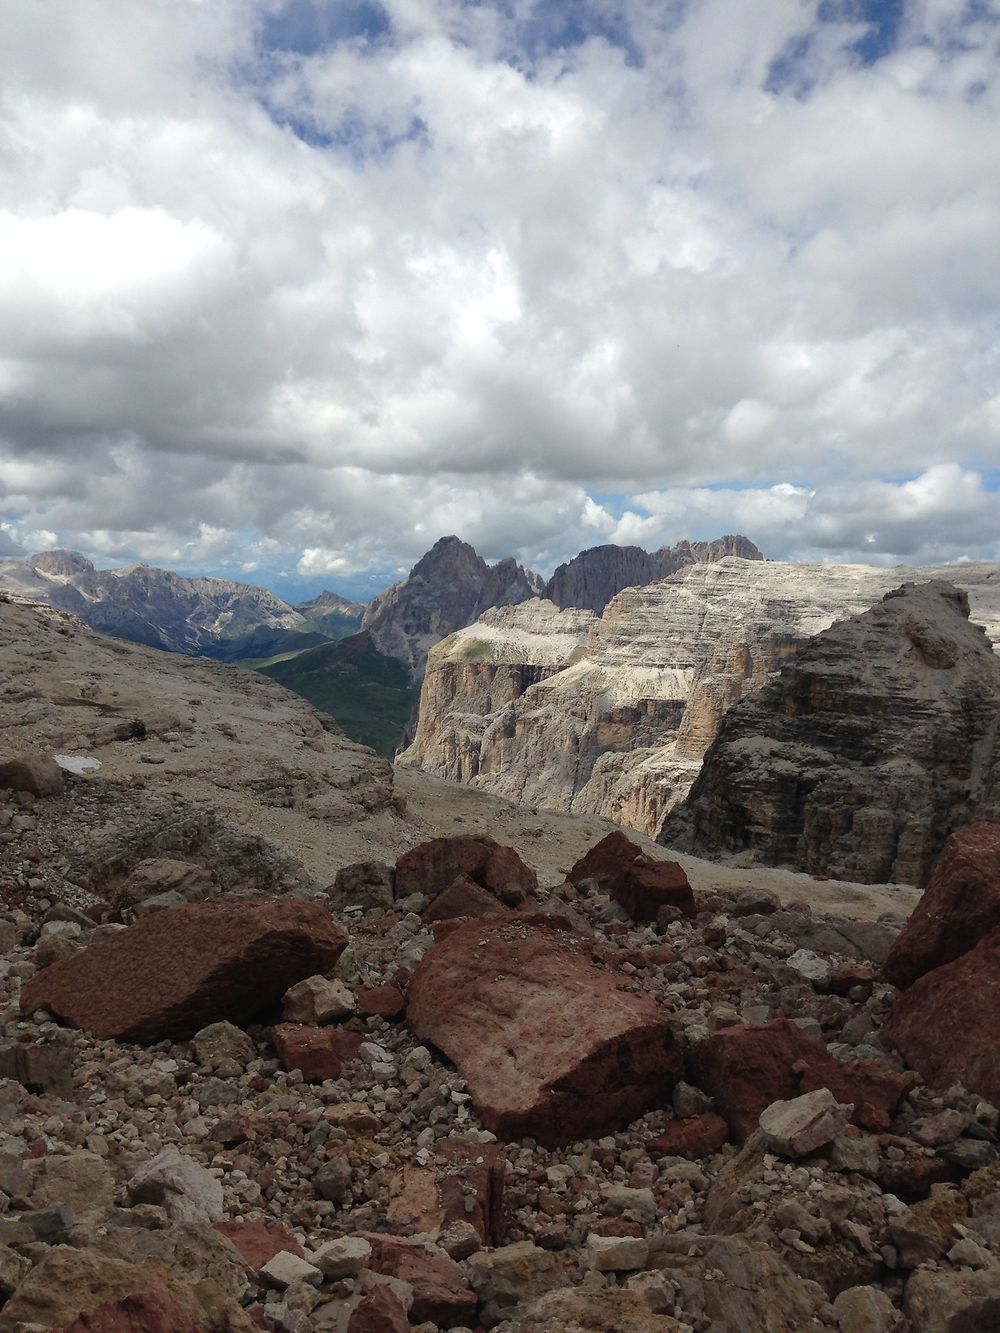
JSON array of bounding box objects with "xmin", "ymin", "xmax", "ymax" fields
[
  {"xmin": 273, "ymin": 1024, "xmax": 362, "ymax": 1081},
  {"xmin": 395, "ymin": 835, "xmax": 536, "ymax": 906},
  {"xmin": 566, "ymin": 832, "xmax": 695, "ymax": 921},
  {"xmin": 360, "ymin": 1234, "xmax": 477, "ymax": 1327},
  {"xmin": 406, "ymin": 914, "xmax": 683, "ymax": 1146},
  {"xmin": 882, "ymin": 925, "xmax": 1000, "ymax": 1103},
  {"xmin": 883, "ymin": 823, "xmax": 1000, "ymax": 988},
  {"xmin": 20, "ymin": 900, "xmax": 348, "ymax": 1042},
  {"xmin": 688, "ymin": 1018, "xmax": 912, "ymax": 1143}
]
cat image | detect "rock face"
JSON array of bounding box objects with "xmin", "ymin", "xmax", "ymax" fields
[
  {"xmin": 361, "ymin": 535, "xmax": 543, "ymax": 675},
  {"xmin": 406, "ymin": 915, "xmax": 682, "ymax": 1145},
  {"xmin": 544, "ymin": 534, "xmax": 763, "ymax": 614},
  {"xmin": 0, "ymin": 549, "xmax": 308, "ymax": 655},
  {"xmin": 670, "ymin": 581, "xmax": 1000, "ymax": 884},
  {"xmin": 21, "ymin": 900, "xmax": 348, "ymax": 1041},
  {"xmin": 883, "ymin": 823, "xmax": 1000, "ymax": 987},
  {"xmin": 882, "ymin": 927, "xmax": 1000, "ymax": 1105},
  {"xmin": 402, "ymin": 557, "xmax": 1000, "ymax": 839}
]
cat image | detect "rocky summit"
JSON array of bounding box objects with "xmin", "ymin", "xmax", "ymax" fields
[
  {"xmin": 670, "ymin": 581, "xmax": 1000, "ymax": 884},
  {"xmin": 361, "ymin": 536, "xmax": 544, "ymax": 676},
  {"xmin": 6, "ymin": 587, "xmax": 1000, "ymax": 1332}
]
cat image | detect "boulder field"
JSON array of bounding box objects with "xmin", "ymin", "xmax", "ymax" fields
[{"xmin": 8, "ymin": 776, "xmax": 1000, "ymax": 1330}]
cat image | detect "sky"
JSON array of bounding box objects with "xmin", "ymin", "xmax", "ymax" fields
[{"xmin": 1, "ymin": 0, "xmax": 999, "ymax": 601}]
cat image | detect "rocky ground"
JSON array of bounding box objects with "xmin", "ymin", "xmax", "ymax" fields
[{"xmin": 2, "ymin": 595, "xmax": 996, "ymax": 1333}]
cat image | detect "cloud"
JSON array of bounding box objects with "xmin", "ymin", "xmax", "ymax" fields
[{"xmin": 1, "ymin": 0, "xmax": 999, "ymax": 590}]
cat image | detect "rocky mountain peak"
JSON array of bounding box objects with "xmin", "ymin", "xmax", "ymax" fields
[
  {"xmin": 545, "ymin": 533, "xmax": 764, "ymax": 614},
  {"xmin": 361, "ymin": 537, "xmax": 543, "ymax": 675},
  {"xmin": 667, "ymin": 579, "xmax": 1000, "ymax": 885},
  {"xmin": 27, "ymin": 548, "xmax": 95, "ymax": 578},
  {"xmin": 408, "ymin": 535, "xmax": 491, "ymax": 586}
]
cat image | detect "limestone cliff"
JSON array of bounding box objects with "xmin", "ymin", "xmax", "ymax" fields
[
  {"xmin": 400, "ymin": 558, "xmax": 1000, "ymax": 840},
  {"xmin": 544, "ymin": 534, "xmax": 763, "ymax": 614},
  {"xmin": 667, "ymin": 581, "xmax": 1000, "ymax": 885},
  {"xmin": 361, "ymin": 535, "xmax": 543, "ymax": 675}
]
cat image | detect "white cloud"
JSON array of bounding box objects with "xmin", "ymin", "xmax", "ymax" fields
[{"xmin": 0, "ymin": 0, "xmax": 998, "ymax": 589}]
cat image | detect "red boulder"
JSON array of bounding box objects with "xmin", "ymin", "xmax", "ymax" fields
[
  {"xmin": 273, "ymin": 1024, "xmax": 362, "ymax": 1082},
  {"xmin": 406, "ymin": 913, "xmax": 683, "ymax": 1146},
  {"xmin": 21, "ymin": 900, "xmax": 347, "ymax": 1042},
  {"xmin": 214, "ymin": 1220, "xmax": 304, "ymax": 1271},
  {"xmin": 883, "ymin": 822, "xmax": 1000, "ymax": 988},
  {"xmin": 882, "ymin": 925, "xmax": 1000, "ymax": 1104},
  {"xmin": 395, "ymin": 835, "xmax": 536, "ymax": 906},
  {"xmin": 688, "ymin": 1018, "xmax": 912, "ymax": 1143},
  {"xmin": 567, "ymin": 832, "xmax": 695, "ymax": 921}
]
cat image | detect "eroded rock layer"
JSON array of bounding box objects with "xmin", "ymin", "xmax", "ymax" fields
[
  {"xmin": 669, "ymin": 581, "xmax": 1000, "ymax": 884},
  {"xmin": 401, "ymin": 558, "xmax": 1000, "ymax": 841}
]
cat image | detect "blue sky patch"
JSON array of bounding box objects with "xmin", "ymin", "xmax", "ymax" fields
[{"xmin": 260, "ymin": 0, "xmax": 390, "ymax": 56}]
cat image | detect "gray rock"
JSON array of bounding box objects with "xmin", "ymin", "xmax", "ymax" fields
[
  {"xmin": 312, "ymin": 1236, "xmax": 372, "ymax": 1278},
  {"xmin": 282, "ymin": 975, "xmax": 356, "ymax": 1025},
  {"xmin": 261, "ymin": 1250, "xmax": 323, "ymax": 1289},
  {"xmin": 127, "ymin": 1145, "xmax": 223, "ymax": 1223},
  {"xmin": 191, "ymin": 1020, "xmax": 255, "ymax": 1071},
  {"xmin": 0, "ymin": 1242, "xmax": 30, "ymax": 1296},
  {"xmin": 832, "ymin": 1285, "xmax": 906, "ymax": 1333},
  {"xmin": 328, "ymin": 861, "xmax": 395, "ymax": 912},
  {"xmin": 759, "ymin": 1089, "xmax": 853, "ymax": 1157},
  {"xmin": 465, "ymin": 1240, "xmax": 569, "ymax": 1327},
  {"xmin": 905, "ymin": 1265, "xmax": 1000, "ymax": 1332},
  {"xmin": 585, "ymin": 1233, "xmax": 650, "ymax": 1272}
]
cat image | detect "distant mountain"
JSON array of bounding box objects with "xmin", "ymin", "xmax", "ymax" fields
[
  {"xmin": 544, "ymin": 535, "xmax": 764, "ymax": 614},
  {"xmin": 362, "ymin": 535, "xmax": 544, "ymax": 675},
  {"xmin": 296, "ymin": 590, "xmax": 365, "ymax": 641},
  {"xmin": 261, "ymin": 630, "xmax": 419, "ymax": 757},
  {"xmin": 0, "ymin": 550, "xmax": 361, "ymax": 659}
]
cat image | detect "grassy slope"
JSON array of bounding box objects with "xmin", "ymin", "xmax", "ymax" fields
[{"xmin": 259, "ymin": 630, "xmax": 418, "ymax": 757}]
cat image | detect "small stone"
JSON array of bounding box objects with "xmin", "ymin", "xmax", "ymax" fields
[
  {"xmin": 911, "ymin": 1109, "xmax": 967, "ymax": 1147},
  {"xmin": 585, "ymin": 1232, "xmax": 650, "ymax": 1272},
  {"xmin": 313, "ymin": 1236, "xmax": 373, "ymax": 1278},
  {"xmin": 759, "ymin": 1089, "xmax": 853, "ymax": 1157},
  {"xmin": 261, "ymin": 1250, "xmax": 323, "ymax": 1289},
  {"xmin": 127, "ymin": 1145, "xmax": 223, "ymax": 1223},
  {"xmin": 315, "ymin": 1156, "xmax": 353, "ymax": 1203},
  {"xmin": 283, "ymin": 975, "xmax": 356, "ymax": 1024},
  {"xmin": 786, "ymin": 949, "xmax": 832, "ymax": 988},
  {"xmin": 192, "ymin": 1020, "xmax": 255, "ymax": 1071},
  {"xmin": 832, "ymin": 1284, "xmax": 905, "ymax": 1333}
]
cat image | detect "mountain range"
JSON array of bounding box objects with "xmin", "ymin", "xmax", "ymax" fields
[{"xmin": 0, "ymin": 550, "xmax": 364, "ymax": 658}]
